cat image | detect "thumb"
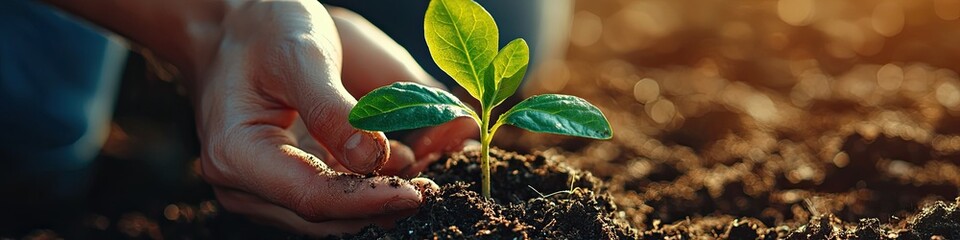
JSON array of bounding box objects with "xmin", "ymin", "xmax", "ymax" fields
[
  {"xmin": 277, "ymin": 10, "xmax": 388, "ymax": 174},
  {"xmin": 295, "ymin": 82, "xmax": 388, "ymax": 174}
]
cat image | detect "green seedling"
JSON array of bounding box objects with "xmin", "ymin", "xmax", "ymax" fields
[{"xmin": 348, "ymin": 0, "xmax": 612, "ymax": 199}]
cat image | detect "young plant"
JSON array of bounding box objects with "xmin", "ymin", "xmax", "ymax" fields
[{"xmin": 348, "ymin": 0, "xmax": 612, "ymax": 199}]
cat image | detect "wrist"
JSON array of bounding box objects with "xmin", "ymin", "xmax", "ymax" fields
[{"xmin": 41, "ymin": 0, "xmax": 252, "ymax": 81}]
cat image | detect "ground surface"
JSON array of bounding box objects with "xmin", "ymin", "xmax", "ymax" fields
[
  {"xmin": 346, "ymin": 149, "xmax": 635, "ymax": 239},
  {"xmin": 7, "ymin": 0, "xmax": 960, "ymax": 239}
]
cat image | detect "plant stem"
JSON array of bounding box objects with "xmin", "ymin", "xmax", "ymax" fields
[{"xmin": 480, "ymin": 107, "xmax": 492, "ymax": 199}]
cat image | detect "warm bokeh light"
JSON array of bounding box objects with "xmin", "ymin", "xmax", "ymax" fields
[
  {"xmin": 512, "ymin": 0, "xmax": 960, "ymax": 233},
  {"xmin": 935, "ymin": 0, "xmax": 960, "ymax": 20},
  {"xmin": 871, "ymin": 1, "xmax": 905, "ymax": 37},
  {"xmin": 778, "ymin": 0, "xmax": 816, "ymax": 26},
  {"xmin": 632, "ymin": 78, "xmax": 659, "ymax": 103}
]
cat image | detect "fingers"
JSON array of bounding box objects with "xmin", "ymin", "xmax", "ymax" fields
[
  {"xmin": 213, "ymin": 187, "xmax": 412, "ymax": 237},
  {"xmin": 407, "ymin": 117, "xmax": 479, "ymax": 161},
  {"xmin": 200, "ymin": 124, "xmax": 422, "ymax": 221},
  {"xmin": 329, "ymin": 7, "xmax": 445, "ymax": 96},
  {"xmin": 286, "ymin": 7, "xmax": 450, "ymax": 175},
  {"xmin": 400, "ymin": 117, "xmax": 478, "ymax": 176},
  {"xmin": 273, "ymin": 14, "xmax": 390, "ymax": 175},
  {"xmin": 291, "ymin": 117, "xmax": 349, "ymax": 173},
  {"xmin": 379, "ymin": 141, "xmax": 416, "ymax": 177},
  {"xmin": 293, "ymin": 117, "xmax": 413, "ymax": 176}
]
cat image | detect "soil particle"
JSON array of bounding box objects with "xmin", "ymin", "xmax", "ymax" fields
[
  {"xmin": 785, "ymin": 215, "xmax": 839, "ymax": 239},
  {"xmin": 853, "ymin": 218, "xmax": 882, "ymax": 239},
  {"xmin": 722, "ymin": 218, "xmax": 766, "ymax": 239},
  {"xmin": 328, "ymin": 173, "xmax": 367, "ymax": 194},
  {"xmin": 386, "ymin": 177, "xmax": 403, "ymax": 188}
]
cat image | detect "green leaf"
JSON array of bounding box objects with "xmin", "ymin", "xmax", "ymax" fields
[
  {"xmin": 424, "ymin": 0, "xmax": 498, "ymax": 101},
  {"xmin": 483, "ymin": 38, "xmax": 529, "ymax": 107},
  {"xmin": 350, "ymin": 82, "xmax": 475, "ymax": 132},
  {"xmin": 499, "ymin": 94, "xmax": 612, "ymax": 139}
]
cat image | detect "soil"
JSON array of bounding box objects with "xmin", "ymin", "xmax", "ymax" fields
[
  {"xmin": 339, "ymin": 144, "xmax": 960, "ymax": 240},
  {"xmin": 345, "ymin": 148, "xmax": 636, "ymax": 239}
]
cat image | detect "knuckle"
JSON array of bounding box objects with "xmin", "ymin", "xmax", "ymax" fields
[
  {"xmin": 275, "ymin": 34, "xmax": 338, "ymax": 65},
  {"xmin": 272, "ymin": 36, "xmax": 317, "ymax": 70},
  {"xmin": 304, "ymin": 101, "xmax": 337, "ymax": 132},
  {"xmin": 272, "ymin": 34, "xmax": 343, "ymax": 93}
]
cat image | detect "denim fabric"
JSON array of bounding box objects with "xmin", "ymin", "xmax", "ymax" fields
[{"xmin": 0, "ymin": 0, "xmax": 126, "ymax": 175}]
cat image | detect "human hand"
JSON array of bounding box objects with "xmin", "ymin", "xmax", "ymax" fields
[{"xmin": 188, "ymin": 1, "xmax": 476, "ymax": 236}]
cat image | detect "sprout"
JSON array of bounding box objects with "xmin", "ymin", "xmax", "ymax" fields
[{"xmin": 349, "ymin": 0, "xmax": 612, "ymax": 199}]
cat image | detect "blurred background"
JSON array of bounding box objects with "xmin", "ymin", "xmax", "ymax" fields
[
  {"xmin": 521, "ymin": 0, "xmax": 960, "ymax": 142},
  {"xmin": 508, "ymin": 0, "xmax": 960, "ymax": 234},
  {"xmin": 8, "ymin": 0, "xmax": 960, "ymax": 238}
]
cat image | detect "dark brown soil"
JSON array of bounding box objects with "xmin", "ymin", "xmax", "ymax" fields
[
  {"xmin": 345, "ymin": 148, "xmax": 637, "ymax": 239},
  {"xmin": 338, "ymin": 144, "xmax": 960, "ymax": 240},
  {"xmin": 491, "ymin": 0, "xmax": 960, "ymax": 237}
]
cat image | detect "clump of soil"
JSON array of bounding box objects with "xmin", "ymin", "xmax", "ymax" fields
[
  {"xmin": 345, "ymin": 148, "xmax": 637, "ymax": 239},
  {"xmin": 760, "ymin": 197, "xmax": 960, "ymax": 239},
  {"xmin": 635, "ymin": 197, "xmax": 960, "ymax": 239}
]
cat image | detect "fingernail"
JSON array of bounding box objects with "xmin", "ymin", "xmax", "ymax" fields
[
  {"xmin": 383, "ymin": 198, "xmax": 419, "ymax": 213},
  {"xmin": 343, "ymin": 131, "xmax": 386, "ymax": 173}
]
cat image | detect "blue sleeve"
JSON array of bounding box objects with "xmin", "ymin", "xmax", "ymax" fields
[{"xmin": 0, "ymin": 0, "xmax": 127, "ymax": 174}]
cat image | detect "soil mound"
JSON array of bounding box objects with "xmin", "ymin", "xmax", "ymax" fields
[{"xmin": 347, "ymin": 149, "xmax": 637, "ymax": 239}]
